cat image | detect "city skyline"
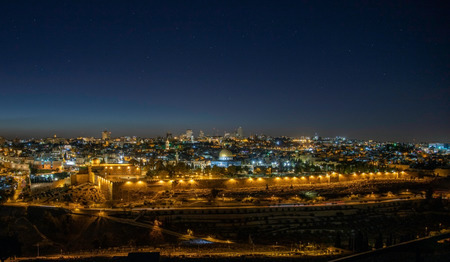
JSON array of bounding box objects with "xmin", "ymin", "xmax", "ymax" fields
[
  {"xmin": 0, "ymin": 126, "xmax": 449, "ymax": 144},
  {"xmin": 1, "ymin": 2, "xmax": 449, "ymax": 260},
  {"xmin": 1, "ymin": 1, "xmax": 449, "ymax": 142}
]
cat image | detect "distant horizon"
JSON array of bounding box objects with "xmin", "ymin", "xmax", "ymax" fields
[{"xmin": 0, "ymin": 128, "xmax": 448, "ymax": 144}]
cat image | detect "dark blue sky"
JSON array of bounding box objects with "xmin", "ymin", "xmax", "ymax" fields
[{"xmin": 1, "ymin": 0, "xmax": 449, "ymax": 142}]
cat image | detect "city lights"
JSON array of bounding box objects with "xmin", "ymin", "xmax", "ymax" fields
[{"xmin": 0, "ymin": 1, "xmax": 447, "ymax": 258}]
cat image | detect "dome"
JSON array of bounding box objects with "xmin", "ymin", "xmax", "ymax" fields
[{"xmin": 219, "ymin": 149, "xmax": 233, "ymax": 161}]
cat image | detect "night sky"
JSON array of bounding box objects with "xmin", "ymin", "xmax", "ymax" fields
[{"xmin": 1, "ymin": 1, "xmax": 449, "ymax": 142}]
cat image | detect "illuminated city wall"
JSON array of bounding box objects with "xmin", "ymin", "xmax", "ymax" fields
[
  {"xmin": 93, "ymin": 174, "xmax": 113, "ymax": 200},
  {"xmin": 110, "ymin": 172, "xmax": 410, "ymax": 200},
  {"xmin": 92, "ymin": 164, "xmax": 141, "ymax": 176},
  {"xmin": 70, "ymin": 173, "xmax": 89, "ymax": 184},
  {"xmin": 156, "ymin": 172, "xmax": 408, "ymax": 189},
  {"xmin": 112, "ymin": 180, "xmax": 150, "ymax": 201}
]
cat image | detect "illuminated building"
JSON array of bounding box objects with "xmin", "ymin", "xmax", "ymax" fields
[
  {"xmin": 185, "ymin": 129, "xmax": 194, "ymax": 142},
  {"xmin": 219, "ymin": 149, "xmax": 233, "ymax": 161},
  {"xmin": 165, "ymin": 139, "xmax": 170, "ymax": 150},
  {"xmin": 102, "ymin": 130, "xmax": 111, "ymax": 140},
  {"xmin": 237, "ymin": 126, "xmax": 243, "ymax": 138},
  {"xmin": 210, "ymin": 149, "xmax": 241, "ymax": 167}
]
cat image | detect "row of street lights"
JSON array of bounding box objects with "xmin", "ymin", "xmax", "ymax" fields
[{"xmin": 118, "ymin": 171, "xmax": 407, "ymax": 187}]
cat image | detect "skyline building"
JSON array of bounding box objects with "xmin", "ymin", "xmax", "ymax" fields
[
  {"xmin": 237, "ymin": 127, "xmax": 244, "ymax": 138},
  {"xmin": 102, "ymin": 130, "xmax": 111, "ymax": 140},
  {"xmin": 165, "ymin": 139, "xmax": 170, "ymax": 151},
  {"xmin": 185, "ymin": 129, "xmax": 194, "ymax": 142}
]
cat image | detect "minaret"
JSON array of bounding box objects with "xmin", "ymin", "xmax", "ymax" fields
[{"xmin": 165, "ymin": 139, "xmax": 170, "ymax": 151}]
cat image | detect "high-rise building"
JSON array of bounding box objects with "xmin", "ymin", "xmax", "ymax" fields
[
  {"xmin": 199, "ymin": 130, "xmax": 205, "ymax": 138},
  {"xmin": 237, "ymin": 126, "xmax": 244, "ymax": 138},
  {"xmin": 185, "ymin": 129, "xmax": 194, "ymax": 142},
  {"xmin": 102, "ymin": 130, "xmax": 111, "ymax": 140},
  {"xmin": 313, "ymin": 133, "xmax": 319, "ymax": 141}
]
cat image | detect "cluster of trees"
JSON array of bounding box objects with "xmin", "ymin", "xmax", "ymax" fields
[
  {"xmin": 29, "ymin": 172, "xmax": 71, "ymax": 183},
  {"xmin": 411, "ymin": 159, "xmax": 449, "ymax": 170},
  {"xmin": 293, "ymin": 160, "xmax": 393, "ymax": 174},
  {"xmin": 382, "ymin": 143, "xmax": 415, "ymax": 153},
  {"xmin": 142, "ymin": 158, "xmax": 398, "ymax": 179},
  {"xmin": 294, "ymin": 161, "xmax": 324, "ymax": 173},
  {"xmin": 0, "ymin": 190, "xmax": 13, "ymax": 205},
  {"xmin": 333, "ymin": 162, "xmax": 393, "ymax": 174},
  {"xmin": 145, "ymin": 162, "xmax": 193, "ymax": 178},
  {"xmin": 144, "ymin": 160, "xmax": 252, "ymax": 178},
  {"xmin": 0, "ymin": 177, "xmax": 16, "ymax": 205},
  {"xmin": 203, "ymin": 165, "xmax": 250, "ymax": 177}
]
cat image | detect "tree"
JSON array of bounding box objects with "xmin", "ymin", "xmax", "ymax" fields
[
  {"xmin": 174, "ymin": 162, "xmax": 188, "ymax": 174},
  {"xmin": 150, "ymin": 220, "xmax": 163, "ymax": 246},
  {"xmin": 0, "ymin": 184, "xmax": 15, "ymax": 205},
  {"xmin": 204, "ymin": 166, "xmax": 212, "ymax": 174},
  {"xmin": 0, "ymin": 192, "xmax": 8, "ymax": 205},
  {"xmin": 209, "ymin": 188, "xmax": 221, "ymax": 202},
  {"xmin": 226, "ymin": 165, "xmax": 238, "ymax": 177},
  {"xmin": 211, "ymin": 166, "xmax": 225, "ymax": 176},
  {"xmin": 29, "ymin": 165, "xmax": 38, "ymax": 175},
  {"xmin": 157, "ymin": 170, "xmax": 169, "ymax": 179},
  {"xmin": 254, "ymin": 167, "xmax": 266, "ymax": 175},
  {"xmin": 128, "ymin": 159, "xmax": 139, "ymax": 166}
]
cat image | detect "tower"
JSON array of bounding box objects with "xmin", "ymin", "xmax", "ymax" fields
[
  {"xmin": 186, "ymin": 129, "xmax": 193, "ymax": 142},
  {"xmin": 102, "ymin": 130, "xmax": 111, "ymax": 140},
  {"xmin": 237, "ymin": 127, "xmax": 244, "ymax": 138},
  {"xmin": 165, "ymin": 139, "xmax": 170, "ymax": 150}
]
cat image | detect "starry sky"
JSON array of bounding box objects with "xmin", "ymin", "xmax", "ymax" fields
[{"xmin": 0, "ymin": 0, "xmax": 449, "ymax": 142}]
